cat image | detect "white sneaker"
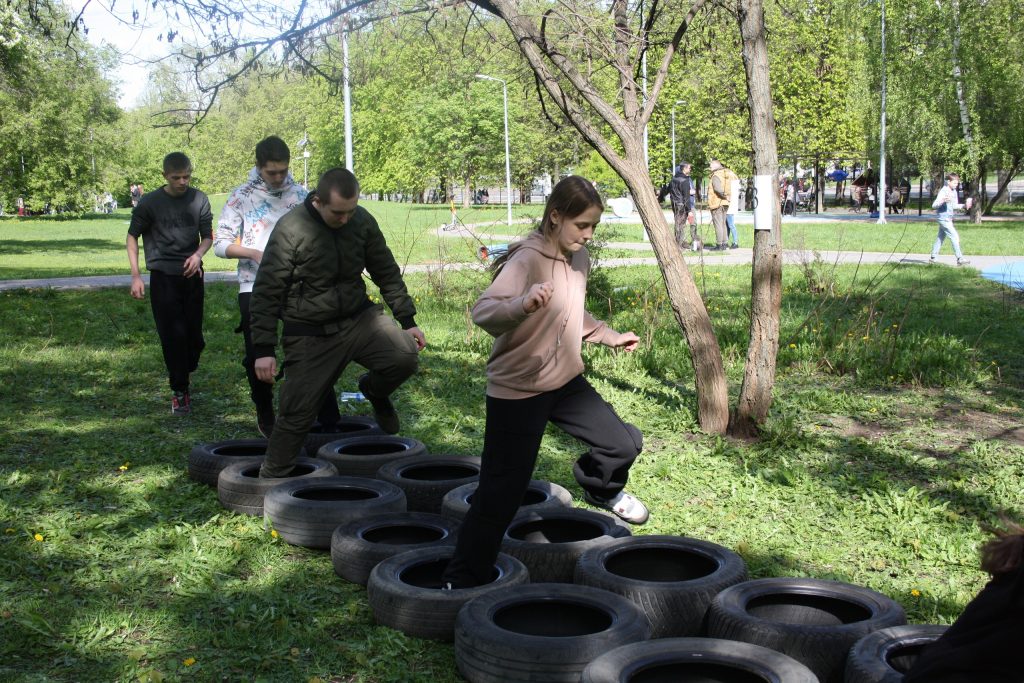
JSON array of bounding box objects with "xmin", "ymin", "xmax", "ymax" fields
[
  {"xmin": 585, "ymin": 490, "xmax": 650, "ymax": 525},
  {"xmin": 957, "ymin": 258, "xmax": 970, "ymax": 266}
]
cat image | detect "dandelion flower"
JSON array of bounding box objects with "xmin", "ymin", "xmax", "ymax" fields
[
  {"xmin": 271, "ymin": 529, "xmax": 279, "ymax": 538},
  {"xmin": 119, "ymin": 462, "xmax": 130, "ymax": 471},
  {"xmin": 183, "ymin": 657, "xmax": 196, "ymax": 667},
  {"xmin": 33, "ymin": 533, "xmax": 44, "ymax": 542},
  {"xmin": 789, "ymin": 343, "xmax": 797, "ymax": 349},
  {"xmin": 911, "ymin": 589, "xmax": 921, "ymax": 597},
  {"xmin": 862, "ymin": 335, "xmax": 870, "ymax": 341}
]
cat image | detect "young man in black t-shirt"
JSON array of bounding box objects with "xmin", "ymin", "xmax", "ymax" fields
[{"xmin": 126, "ymin": 152, "xmax": 213, "ymax": 415}]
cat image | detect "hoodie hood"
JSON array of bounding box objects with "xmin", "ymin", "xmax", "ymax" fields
[
  {"xmin": 245, "ymin": 166, "xmax": 299, "ymax": 198},
  {"xmin": 506, "ymin": 229, "xmax": 565, "ymax": 261}
]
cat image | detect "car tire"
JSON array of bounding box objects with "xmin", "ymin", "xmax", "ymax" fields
[
  {"xmin": 304, "ymin": 416, "xmax": 383, "ymax": 454},
  {"xmin": 454, "ymin": 583, "xmax": 651, "ymax": 682},
  {"xmin": 366, "ymin": 546, "xmax": 528, "ymax": 642},
  {"xmin": 331, "ymin": 511, "xmax": 459, "ymax": 585},
  {"xmin": 441, "ymin": 479, "xmax": 573, "ymax": 521},
  {"xmin": 501, "ymin": 508, "xmax": 631, "ymax": 584},
  {"xmin": 216, "ymin": 457, "xmax": 338, "ymax": 516},
  {"xmin": 376, "ymin": 454, "xmax": 481, "ymax": 513},
  {"xmin": 706, "ymin": 577, "xmax": 907, "ymax": 683},
  {"xmin": 263, "ymin": 476, "xmax": 407, "ymax": 549},
  {"xmin": 317, "ymin": 435, "xmax": 426, "ymax": 477},
  {"xmin": 188, "ymin": 439, "xmax": 305, "ymax": 487},
  {"xmin": 582, "ymin": 637, "xmax": 820, "ymax": 683},
  {"xmin": 844, "ymin": 624, "xmax": 948, "ymax": 683},
  {"xmin": 574, "ymin": 534, "xmax": 748, "ymax": 637}
]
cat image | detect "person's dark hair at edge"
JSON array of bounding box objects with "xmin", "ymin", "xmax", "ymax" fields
[
  {"xmin": 317, "ymin": 168, "xmax": 359, "ymax": 201},
  {"xmin": 162, "ymin": 152, "xmax": 191, "ymax": 174},
  {"xmin": 491, "ymin": 175, "xmax": 602, "ymax": 277},
  {"xmin": 981, "ymin": 515, "xmax": 1024, "ymax": 576},
  {"xmin": 256, "ymin": 136, "xmax": 290, "ymax": 167}
]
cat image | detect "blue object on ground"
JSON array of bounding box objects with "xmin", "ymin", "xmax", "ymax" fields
[
  {"xmin": 980, "ymin": 261, "xmax": 1024, "ymax": 291},
  {"xmin": 478, "ymin": 243, "xmax": 509, "ymax": 261}
]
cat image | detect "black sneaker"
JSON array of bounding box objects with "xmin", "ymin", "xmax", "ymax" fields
[
  {"xmin": 358, "ymin": 374, "xmax": 400, "ymax": 434},
  {"xmin": 729, "ymin": 243, "xmax": 739, "ymax": 249},
  {"xmin": 256, "ymin": 405, "xmax": 275, "ymax": 438},
  {"xmin": 171, "ymin": 391, "xmax": 191, "ymax": 415}
]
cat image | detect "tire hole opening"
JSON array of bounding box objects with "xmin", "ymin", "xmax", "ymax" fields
[
  {"xmin": 293, "ymin": 487, "xmax": 379, "ymax": 502},
  {"xmin": 399, "ymin": 559, "xmax": 499, "ymax": 587},
  {"xmin": 746, "ymin": 593, "xmax": 873, "ymax": 625},
  {"xmin": 399, "ymin": 464, "xmax": 478, "ymax": 481},
  {"xmin": 629, "ymin": 662, "xmax": 771, "ymax": 683},
  {"xmin": 508, "ymin": 519, "xmax": 604, "ymax": 543},
  {"xmin": 606, "ymin": 547, "xmax": 719, "ymax": 582},
  {"xmin": 493, "ymin": 600, "xmax": 612, "ymax": 636},
  {"xmin": 363, "ymin": 525, "xmax": 447, "ymax": 545}
]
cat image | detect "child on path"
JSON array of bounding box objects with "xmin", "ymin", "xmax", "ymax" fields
[
  {"xmin": 441, "ymin": 176, "xmax": 648, "ymax": 589},
  {"xmin": 930, "ymin": 172, "xmax": 972, "ymax": 266}
]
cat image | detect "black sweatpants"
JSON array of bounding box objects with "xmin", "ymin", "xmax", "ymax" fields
[
  {"xmin": 237, "ymin": 292, "xmax": 339, "ymax": 424},
  {"xmin": 149, "ymin": 269, "xmax": 205, "ymax": 393},
  {"xmin": 442, "ymin": 374, "xmax": 642, "ymax": 587}
]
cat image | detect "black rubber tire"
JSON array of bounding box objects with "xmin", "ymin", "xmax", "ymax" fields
[
  {"xmin": 304, "ymin": 416, "xmax": 383, "ymax": 454},
  {"xmin": 441, "ymin": 479, "xmax": 573, "ymax": 521},
  {"xmin": 187, "ymin": 439, "xmax": 306, "ymax": 486},
  {"xmin": 366, "ymin": 546, "xmax": 528, "ymax": 642},
  {"xmin": 574, "ymin": 534, "xmax": 748, "ymax": 638},
  {"xmin": 844, "ymin": 624, "xmax": 948, "ymax": 683},
  {"xmin": 376, "ymin": 454, "xmax": 482, "ymax": 513},
  {"xmin": 454, "ymin": 583, "xmax": 652, "ymax": 683},
  {"xmin": 331, "ymin": 511, "xmax": 459, "ymax": 585},
  {"xmin": 706, "ymin": 577, "xmax": 908, "ymax": 683},
  {"xmin": 216, "ymin": 457, "xmax": 338, "ymax": 516},
  {"xmin": 582, "ymin": 637, "xmax": 821, "ymax": 683},
  {"xmin": 317, "ymin": 435, "xmax": 427, "ymax": 477},
  {"xmin": 501, "ymin": 508, "xmax": 632, "ymax": 584},
  {"xmin": 263, "ymin": 476, "xmax": 407, "ymax": 549}
]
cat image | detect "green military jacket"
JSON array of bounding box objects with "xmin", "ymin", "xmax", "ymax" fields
[{"xmin": 250, "ymin": 195, "xmax": 417, "ymax": 358}]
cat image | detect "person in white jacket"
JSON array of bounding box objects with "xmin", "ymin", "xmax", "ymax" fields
[
  {"xmin": 930, "ymin": 173, "xmax": 972, "ymax": 266},
  {"xmin": 213, "ymin": 136, "xmax": 334, "ymax": 436}
]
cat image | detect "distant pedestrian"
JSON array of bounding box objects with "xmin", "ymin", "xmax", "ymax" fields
[
  {"xmin": 669, "ymin": 163, "xmax": 697, "ymax": 250},
  {"xmin": 726, "ymin": 168, "xmax": 740, "ymax": 248},
  {"xmin": 130, "ymin": 183, "xmax": 142, "ymax": 208},
  {"xmin": 707, "ymin": 160, "xmax": 732, "ymax": 250},
  {"xmin": 126, "ymin": 152, "xmax": 213, "ymax": 415},
  {"xmin": 930, "ymin": 173, "xmax": 971, "ymax": 266}
]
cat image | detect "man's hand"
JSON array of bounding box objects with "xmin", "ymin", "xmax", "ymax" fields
[
  {"xmin": 523, "ymin": 281, "xmax": 554, "ymax": 314},
  {"xmin": 129, "ymin": 274, "xmax": 145, "ymax": 300},
  {"xmin": 255, "ymin": 356, "xmax": 277, "ymax": 384},
  {"xmin": 613, "ymin": 331, "xmax": 640, "ymax": 353},
  {"xmin": 407, "ymin": 326, "xmax": 426, "ymax": 351},
  {"xmin": 183, "ymin": 252, "xmax": 204, "ymax": 278}
]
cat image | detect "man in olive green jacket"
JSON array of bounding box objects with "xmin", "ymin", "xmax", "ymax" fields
[{"xmin": 250, "ymin": 168, "xmax": 426, "ymax": 477}]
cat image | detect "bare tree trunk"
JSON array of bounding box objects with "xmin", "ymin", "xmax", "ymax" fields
[
  {"xmin": 462, "ymin": 175, "xmax": 471, "ymax": 209},
  {"xmin": 731, "ymin": 0, "xmax": 783, "ymax": 438},
  {"xmin": 947, "ymin": 0, "xmax": 982, "ymax": 224},
  {"xmin": 986, "ymin": 157, "xmax": 1022, "ymax": 214}
]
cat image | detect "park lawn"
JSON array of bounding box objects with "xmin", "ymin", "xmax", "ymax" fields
[
  {"xmin": 1, "ymin": 262, "xmax": 1022, "ymax": 681},
  {"xmin": 597, "ymin": 218, "xmax": 1024, "ymax": 257},
  {"xmin": 0, "ymin": 200, "xmax": 540, "ymax": 281}
]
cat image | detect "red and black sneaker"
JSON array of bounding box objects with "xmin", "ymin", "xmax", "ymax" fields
[{"xmin": 171, "ymin": 391, "xmax": 191, "ymax": 415}]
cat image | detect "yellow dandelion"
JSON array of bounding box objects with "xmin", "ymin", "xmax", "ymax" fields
[
  {"xmin": 183, "ymin": 657, "xmax": 196, "ymax": 667},
  {"xmin": 789, "ymin": 343, "xmax": 797, "ymax": 349},
  {"xmin": 862, "ymin": 335, "xmax": 870, "ymax": 341},
  {"xmin": 891, "ymin": 324, "xmax": 898, "ymax": 328},
  {"xmin": 911, "ymin": 589, "xmax": 921, "ymax": 597},
  {"xmin": 271, "ymin": 529, "xmax": 279, "ymax": 538},
  {"xmin": 33, "ymin": 533, "xmax": 44, "ymax": 542},
  {"xmin": 119, "ymin": 462, "xmax": 130, "ymax": 471}
]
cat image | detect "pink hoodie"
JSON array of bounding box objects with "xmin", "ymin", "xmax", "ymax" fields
[{"xmin": 473, "ymin": 230, "xmax": 621, "ymax": 399}]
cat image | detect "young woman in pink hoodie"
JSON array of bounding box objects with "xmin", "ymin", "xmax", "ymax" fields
[{"xmin": 442, "ymin": 175, "xmax": 648, "ymax": 588}]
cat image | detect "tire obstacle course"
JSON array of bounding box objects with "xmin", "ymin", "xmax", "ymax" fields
[{"xmin": 189, "ymin": 429, "xmax": 941, "ymax": 682}]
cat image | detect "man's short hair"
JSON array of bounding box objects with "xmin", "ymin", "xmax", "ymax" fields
[
  {"xmin": 317, "ymin": 168, "xmax": 359, "ymax": 201},
  {"xmin": 946, "ymin": 173, "xmax": 960, "ymax": 182},
  {"xmin": 163, "ymin": 152, "xmax": 192, "ymax": 174},
  {"xmin": 256, "ymin": 136, "xmax": 290, "ymax": 167}
]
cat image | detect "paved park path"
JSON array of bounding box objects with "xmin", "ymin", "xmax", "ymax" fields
[{"xmin": 1, "ymin": 209, "xmax": 1019, "ymax": 292}]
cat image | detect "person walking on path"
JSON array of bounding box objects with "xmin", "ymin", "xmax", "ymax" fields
[
  {"xmin": 669, "ymin": 163, "xmax": 698, "ymax": 250},
  {"xmin": 707, "ymin": 159, "xmax": 732, "ymax": 250},
  {"xmin": 126, "ymin": 152, "xmax": 213, "ymax": 415},
  {"xmin": 441, "ymin": 175, "xmax": 648, "ymax": 589},
  {"xmin": 250, "ymin": 168, "xmax": 425, "ymax": 478},
  {"xmin": 725, "ymin": 168, "xmax": 741, "ymax": 248},
  {"xmin": 930, "ymin": 172, "xmax": 972, "ymax": 266},
  {"xmin": 214, "ymin": 136, "xmax": 340, "ymax": 438}
]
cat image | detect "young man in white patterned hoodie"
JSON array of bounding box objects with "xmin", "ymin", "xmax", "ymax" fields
[{"xmin": 214, "ymin": 136, "xmax": 337, "ymax": 436}]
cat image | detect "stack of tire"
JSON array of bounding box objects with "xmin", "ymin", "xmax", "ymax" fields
[{"xmin": 189, "ymin": 429, "xmax": 942, "ymax": 683}]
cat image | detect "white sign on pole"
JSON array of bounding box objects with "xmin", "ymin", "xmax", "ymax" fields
[{"xmin": 753, "ymin": 174, "xmax": 776, "ymax": 231}]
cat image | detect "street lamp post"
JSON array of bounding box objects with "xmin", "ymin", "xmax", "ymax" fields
[
  {"xmin": 476, "ymin": 74, "xmax": 513, "ymax": 227},
  {"xmin": 877, "ymin": 0, "xmax": 888, "ymax": 225},
  {"xmin": 671, "ymin": 99, "xmax": 685, "ymax": 172}
]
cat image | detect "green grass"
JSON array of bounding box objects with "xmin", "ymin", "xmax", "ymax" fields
[
  {"xmin": 1, "ymin": 260, "xmax": 1022, "ymax": 680},
  {"xmin": 0, "ymin": 199, "xmax": 540, "ymax": 281},
  {"xmin": 5, "ymin": 205, "xmax": 1023, "ymax": 281}
]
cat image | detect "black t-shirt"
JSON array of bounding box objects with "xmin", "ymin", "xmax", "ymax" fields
[
  {"xmin": 128, "ymin": 187, "xmax": 213, "ymax": 275},
  {"xmin": 904, "ymin": 566, "xmax": 1024, "ymax": 683}
]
